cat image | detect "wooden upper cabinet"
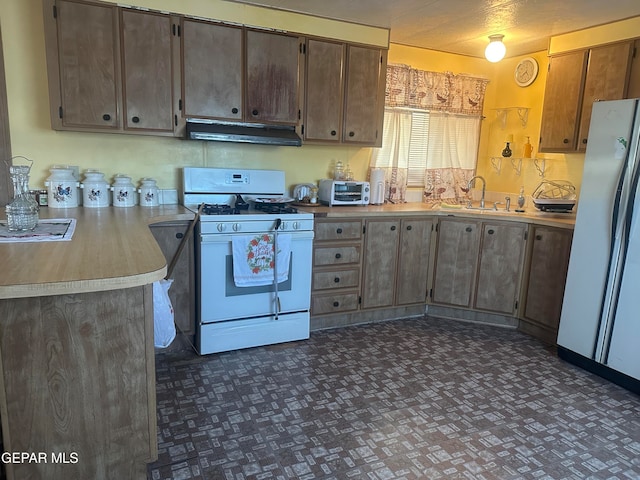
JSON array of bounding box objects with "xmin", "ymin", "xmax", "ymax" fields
[
  {"xmin": 51, "ymin": 0, "xmax": 120, "ymax": 130},
  {"xmin": 577, "ymin": 41, "xmax": 634, "ymax": 151},
  {"xmin": 120, "ymin": 9, "xmax": 175, "ymax": 133},
  {"xmin": 628, "ymin": 39, "xmax": 640, "ymax": 99},
  {"xmin": 539, "ymin": 51, "xmax": 587, "ymax": 153},
  {"xmin": 540, "ymin": 40, "xmax": 634, "ymax": 153},
  {"xmin": 304, "ymin": 39, "xmax": 344, "ymax": 142},
  {"xmin": 245, "ymin": 30, "xmax": 301, "ymax": 124},
  {"xmin": 343, "ymin": 45, "xmax": 386, "ymax": 146},
  {"xmin": 182, "ymin": 19, "xmax": 242, "ymax": 121}
]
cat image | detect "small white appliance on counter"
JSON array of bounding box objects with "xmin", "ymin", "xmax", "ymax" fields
[
  {"xmin": 182, "ymin": 167, "xmax": 314, "ymax": 355},
  {"xmin": 557, "ymin": 98, "xmax": 640, "ymax": 394},
  {"xmin": 369, "ymin": 168, "xmax": 385, "ymax": 205},
  {"xmin": 318, "ymin": 179, "xmax": 370, "ymax": 206}
]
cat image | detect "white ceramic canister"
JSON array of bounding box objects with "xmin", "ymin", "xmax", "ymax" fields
[
  {"xmin": 81, "ymin": 170, "xmax": 110, "ymax": 207},
  {"xmin": 138, "ymin": 178, "xmax": 159, "ymax": 207},
  {"xmin": 111, "ymin": 174, "xmax": 137, "ymax": 207},
  {"xmin": 45, "ymin": 165, "xmax": 79, "ymax": 208}
]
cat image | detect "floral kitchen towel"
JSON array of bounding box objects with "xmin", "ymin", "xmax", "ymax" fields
[{"xmin": 232, "ymin": 233, "xmax": 291, "ymax": 287}]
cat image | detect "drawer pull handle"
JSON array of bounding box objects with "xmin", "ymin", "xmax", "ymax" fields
[
  {"xmin": 348, "ymin": 131, "xmax": 355, "ymax": 137},
  {"xmin": 536, "ymin": 234, "xmax": 542, "ymax": 240},
  {"xmin": 563, "ymin": 138, "xmax": 569, "ymax": 144},
  {"xmin": 176, "ymin": 232, "xmax": 184, "ymax": 239},
  {"xmin": 465, "ymin": 226, "xmax": 472, "ymax": 232},
  {"xmin": 390, "ymin": 225, "xmax": 396, "ymax": 231},
  {"xmin": 102, "ymin": 113, "xmax": 111, "ymax": 121},
  {"xmin": 406, "ymin": 225, "xmax": 412, "ymax": 231},
  {"xmin": 132, "ymin": 116, "xmax": 140, "ymax": 123},
  {"xmin": 232, "ymin": 107, "xmax": 239, "ymax": 114},
  {"xmin": 336, "ymin": 228, "xmax": 343, "ymax": 234},
  {"xmin": 333, "ymin": 301, "xmax": 339, "ymax": 307},
  {"xmin": 335, "ymin": 253, "xmax": 342, "ymax": 259},
  {"xmin": 487, "ymin": 229, "xmax": 494, "ymax": 235},
  {"xmin": 334, "ymin": 277, "xmax": 340, "ymax": 283},
  {"xmin": 330, "ymin": 130, "xmax": 337, "ymax": 136},
  {"xmin": 252, "ymin": 109, "xmax": 259, "ymax": 116}
]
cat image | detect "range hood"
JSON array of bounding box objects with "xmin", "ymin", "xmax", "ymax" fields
[{"xmin": 186, "ymin": 119, "xmax": 302, "ymax": 147}]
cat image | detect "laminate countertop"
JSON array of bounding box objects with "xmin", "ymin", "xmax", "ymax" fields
[
  {"xmin": 0, "ymin": 205, "xmax": 195, "ymax": 299},
  {"xmin": 299, "ymin": 202, "xmax": 576, "ymax": 229}
]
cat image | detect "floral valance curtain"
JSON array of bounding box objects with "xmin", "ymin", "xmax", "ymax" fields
[{"xmin": 385, "ymin": 64, "xmax": 489, "ymax": 116}]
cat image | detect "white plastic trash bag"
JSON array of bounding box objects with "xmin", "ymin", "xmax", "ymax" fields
[{"xmin": 153, "ymin": 279, "xmax": 176, "ymax": 348}]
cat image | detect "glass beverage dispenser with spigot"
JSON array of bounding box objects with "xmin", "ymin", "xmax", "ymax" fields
[{"xmin": 5, "ymin": 158, "xmax": 39, "ymax": 231}]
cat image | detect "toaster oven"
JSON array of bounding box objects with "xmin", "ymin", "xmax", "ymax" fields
[{"xmin": 318, "ymin": 180, "xmax": 370, "ymax": 206}]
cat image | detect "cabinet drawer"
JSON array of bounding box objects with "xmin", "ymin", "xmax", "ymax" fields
[
  {"xmin": 315, "ymin": 220, "xmax": 362, "ymax": 241},
  {"xmin": 312, "ymin": 292, "xmax": 359, "ymax": 315},
  {"xmin": 313, "ymin": 268, "xmax": 360, "ymax": 291},
  {"xmin": 314, "ymin": 245, "xmax": 361, "ymax": 266}
]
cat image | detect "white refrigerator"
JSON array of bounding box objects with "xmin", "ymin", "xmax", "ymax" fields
[{"xmin": 557, "ymin": 98, "xmax": 640, "ymax": 394}]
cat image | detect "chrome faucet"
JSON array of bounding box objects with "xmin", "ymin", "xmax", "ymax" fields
[{"xmin": 467, "ymin": 175, "xmax": 486, "ymax": 208}]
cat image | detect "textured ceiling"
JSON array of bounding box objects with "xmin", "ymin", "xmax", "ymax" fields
[{"xmin": 223, "ymin": 0, "xmax": 640, "ymax": 58}]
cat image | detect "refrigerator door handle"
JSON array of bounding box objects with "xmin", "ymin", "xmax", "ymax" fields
[
  {"xmin": 593, "ymin": 135, "xmax": 634, "ymax": 359},
  {"xmin": 602, "ymin": 122, "xmax": 640, "ymax": 363}
]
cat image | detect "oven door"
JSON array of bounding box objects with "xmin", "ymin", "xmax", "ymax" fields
[{"xmin": 197, "ymin": 230, "xmax": 313, "ymax": 324}]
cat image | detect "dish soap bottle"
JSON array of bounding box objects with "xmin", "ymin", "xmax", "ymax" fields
[
  {"xmin": 516, "ymin": 186, "xmax": 526, "ymax": 211},
  {"xmin": 523, "ymin": 136, "xmax": 533, "ymax": 158}
]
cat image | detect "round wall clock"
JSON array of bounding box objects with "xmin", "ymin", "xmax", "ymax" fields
[{"xmin": 514, "ymin": 57, "xmax": 539, "ymax": 87}]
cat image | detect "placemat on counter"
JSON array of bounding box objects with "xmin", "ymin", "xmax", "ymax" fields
[{"xmin": 0, "ymin": 218, "xmax": 76, "ymax": 243}]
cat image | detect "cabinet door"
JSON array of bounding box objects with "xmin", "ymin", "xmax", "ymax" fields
[
  {"xmin": 432, "ymin": 219, "xmax": 481, "ymax": 308},
  {"xmin": 54, "ymin": 0, "xmax": 120, "ymax": 129},
  {"xmin": 396, "ymin": 218, "xmax": 433, "ymax": 305},
  {"xmin": 577, "ymin": 41, "xmax": 633, "ymax": 151},
  {"xmin": 343, "ymin": 46, "xmax": 386, "ymax": 145},
  {"xmin": 522, "ymin": 226, "xmax": 573, "ymax": 331},
  {"xmin": 150, "ymin": 223, "xmax": 195, "ymax": 335},
  {"xmin": 539, "ymin": 51, "xmax": 588, "ymax": 153},
  {"xmin": 627, "ymin": 39, "xmax": 640, "ymax": 99},
  {"xmin": 121, "ymin": 9, "xmax": 175, "ymax": 132},
  {"xmin": 361, "ymin": 219, "xmax": 400, "ymax": 309},
  {"xmin": 304, "ymin": 39, "xmax": 344, "ymax": 142},
  {"xmin": 474, "ymin": 222, "xmax": 526, "ymax": 315},
  {"xmin": 182, "ymin": 20, "xmax": 242, "ymax": 121},
  {"xmin": 246, "ymin": 30, "xmax": 301, "ymax": 124}
]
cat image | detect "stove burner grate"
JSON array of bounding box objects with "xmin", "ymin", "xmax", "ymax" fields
[
  {"xmin": 253, "ymin": 203, "xmax": 298, "ymax": 214},
  {"xmin": 200, "ymin": 203, "xmax": 239, "ymax": 215}
]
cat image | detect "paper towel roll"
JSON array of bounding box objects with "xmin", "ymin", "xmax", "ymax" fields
[{"xmin": 370, "ymin": 169, "xmax": 385, "ymax": 205}]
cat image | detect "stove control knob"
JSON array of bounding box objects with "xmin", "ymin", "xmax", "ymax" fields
[
  {"xmin": 216, "ymin": 223, "xmax": 226, "ymax": 232},
  {"xmin": 280, "ymin": 221, "xmax": 288, "ymax": 230},
  {"xmin": 232, "ymin": 223, "xmax": 240, "ymax": 232},
  {"xmin": 292, "ymin": 221, "xmax": 299, "ymax": 230}
]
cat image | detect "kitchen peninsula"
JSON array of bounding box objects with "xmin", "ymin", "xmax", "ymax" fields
[{"xmin": 0, "ymin": 206, "xmax": 193, "ymax": 480}]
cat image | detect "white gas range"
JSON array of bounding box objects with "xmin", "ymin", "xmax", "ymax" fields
[{"xmin": 182, "ymin": 167, "xmax": 314, "ymax": 355}]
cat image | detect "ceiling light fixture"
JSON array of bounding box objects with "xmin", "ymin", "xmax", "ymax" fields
[{"xmin": 485, "ymin": 34, "xmax": 506, "ymax": 62}]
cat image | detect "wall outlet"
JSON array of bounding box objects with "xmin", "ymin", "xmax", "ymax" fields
[{"xmin": 158, "ymin": 189, "xmax": 178, "ymax": 205}]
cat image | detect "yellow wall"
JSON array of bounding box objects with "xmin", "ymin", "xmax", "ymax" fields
[{"xmin": 1, "ymin": 1, "xmax": 636, "ymax": 200}]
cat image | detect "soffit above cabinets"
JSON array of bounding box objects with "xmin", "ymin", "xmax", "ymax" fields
[{"xmin": 224, "ymin": 0, "xmax": 640, "ymax": 58}]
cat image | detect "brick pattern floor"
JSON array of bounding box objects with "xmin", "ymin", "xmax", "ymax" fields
[{"xmin": 147, "ymin": 317, "xmax": 640, "ymax": 479}]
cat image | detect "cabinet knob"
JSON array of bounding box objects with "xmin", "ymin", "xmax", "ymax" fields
[
  {"xmin": 333, "ymin": 301, "xmax": 340, "ymax": 307},
  {"xmin": 335, "ymin": 253, "xmax": 342, "ymax": 259},
  {"xmin": 536, "ymin": 234, "xmax": 542, "ymax": 240},
  {"xmin": 334, "ymin": 277, "xmax": 340, "ymax": 283},
  {"xmin": 330, "ymin": 130, "xmax": 336, "ymax": 136},
  {"xmin": 132, "ymin": 116, "xmax": 140, "ymax": 123},
  {"xmin": 406, "ymin": 225, "xmax": 412, "ymax": 231},
  {"xmin": 102, "ymin": 113, "xmax": 111, "ymax": 121},
  {"xmin": 232, "ymin": 107, "xmax": 238, "ymax": 114},
  {"xmin": 465, "ymin": 226, "xmax": 473, "ymax": 232},
  {"xmin": 348, "ymin": 131, "xmax": 355, "ymax": 137},
  {"xmin": 582, "ymin": 138, "xmax": 588, "ymax": 144},
  {"xmin": 487, "ymin": 229, "xmax": 494, "ymax": 235},
  {"xmin": 252, "ymin": 109, "xmax": 259, "ymax": 116},
  {"xmin": 390, "ymin": 225, "xmax": 396, "ymax": 231},
  {"xmin": 336, "ymin": 228, "xmax": 343, "ymax": 234},
  {"xmin": 563, "ymin": 138, "xmax": 569, "ymax": 144},
  {"xmin": 176, "ymin": 232, "xmax": 184, "ymax": 239}
]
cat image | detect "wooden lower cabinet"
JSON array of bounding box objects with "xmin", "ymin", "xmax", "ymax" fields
[
  {"xmin": 396, "ymin": 218, "xmax": 433, "ymax": 305},
  {"xmin": 361, "ymin": 219, "xmax": 400, "ymax": 309},
  {"xmin": 521, "ymin": 225, "xmax": 574, "ymax": 335},
  {"xmin": 150, "ymin": 222, "xmax": 195, "ymax": 335},
  {"xmin": 431, "ymin": 218, "xmax": 481, "ymax": 307},
  {"xmin": 311, "ymin": 219, "xmax": 363, "ymax": 315},
  {"xmin": 474, "ymin": 222, "xmax": 527, "ymax": 315},
  {"xmin": 0, "ymin": 286, "xmax": 157, "ymax": 480}
]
